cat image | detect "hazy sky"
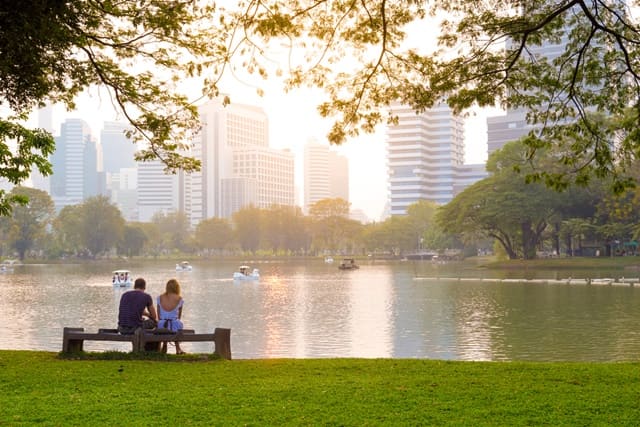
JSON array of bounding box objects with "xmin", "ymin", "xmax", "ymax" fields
[{"xmin": 38, "ymin": 79, "xmax": 492, "ymax": 222}]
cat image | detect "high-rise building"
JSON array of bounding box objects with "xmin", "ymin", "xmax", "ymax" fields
[
  {"xmin": 109, "ymin": 167, "xmax": 138, "ymax": 221},
  {"xmin": 50, "ymin": 118, "xmax": 103, "ymax": 211},
  {"xmin": 486, "ymin": 6, "xmax": 599, "ymax": 156},
  {"xmin": 137, "ymin": 160, "xmax": 190, "ymax": 222},
  {"xmin": 101, "ymin": 122, "xmax": 136, "ymax": 174},
  {"xmin": 101, "ymin": 122, "xmax": 138, "ymax": 220},
  {"xmin": 30, "ymin": 105, "xmax": 55, "ymax": 192},
  {"xmin": 386, "ymin": 104, "xmax": 466, "ymax": 215},
  {"xmin": 190, "ymin": 98, "xmax": 295, "ymax": 224},
  {"xmin": 303, "ymin": 140, "xmax": 349, "ymax": 213},
  {"xmin": 232, "ymin": 146, "xmax": 295, "ymax": 209}
]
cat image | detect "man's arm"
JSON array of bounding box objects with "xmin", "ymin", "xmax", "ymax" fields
[{"xmin": 148, "ymin": 303, "xmax": 158, "ymax": 321}]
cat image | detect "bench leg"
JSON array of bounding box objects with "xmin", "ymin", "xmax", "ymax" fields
[
  {"xmin": 213, "ymin": 328, "xmax": 232, "ymax": 360},
  {"xmin": 63, "ymin": 327, "xmax": 85, "ymax": 352},
  {"xmin": 132, "ymin": 328, "xmax": 143, "ymax": 352}
]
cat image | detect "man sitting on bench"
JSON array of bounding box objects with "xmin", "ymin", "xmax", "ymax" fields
[{"xmin": 117, "ymin": 277, "xmax": 157, "ymax": 334}]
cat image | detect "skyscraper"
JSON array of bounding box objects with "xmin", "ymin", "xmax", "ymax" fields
[
  {"xmin": 137, "ymin": 160, "xmax": 189, "ymax": 222},
  {"xmin": 101, "ymin": 121, "xmax": 136, "ymax": 174},
  {"xmin": 30, "ymin": 105, "xmax": 55, "ymax": 192},
  {"xmin": 386, "ymin": 103, "xmax": 466, "ymax": 215},
  {"xmin": 303, "ymin": 139, "xmax": 349, "ymax": 213},
  {"xmin": 50, "ymin": 118, "xmax": 103, "ymax": 211},
  {"xmin": 190, "ymin": 98, "xmax": 295, "ymax": 224},
  {"xmin": 101, "ymin": 122, "xmax": 138, "ymax": 220}
]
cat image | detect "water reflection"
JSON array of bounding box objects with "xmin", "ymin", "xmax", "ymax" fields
[{"xmin": 1, "ymin": 261, "xmax": 640, "ymax": 361}]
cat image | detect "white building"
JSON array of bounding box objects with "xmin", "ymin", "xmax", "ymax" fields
[
  {"xmin": 303, "ymin": 140, "xmax": 349, "ymax": 213},
  {"xmin": 232, "ymin": 146, "xmax": 295, "ymax": 209},
  {"xmin": 101, "ymin": 122, "xmax": 136, "ymax": 174},
  {"xmin": 137, "ymin": 160, "xmax": 189, "ymax": 222},
  {"xmin": 109, "ymin": 167, "xmax": 138, "ymax": 221},
  {"xmin": 190, "ymin": 98, "xmax": 295, "ymax": 224},
  {"xmin": 386, "ymin": 104, "xmax": 466, "ymax": 215}
]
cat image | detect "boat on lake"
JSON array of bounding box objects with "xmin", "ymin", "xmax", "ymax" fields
[
  {"xmin": 0, "ymin": 260, "xmax": 18, "ymax": 273},
  {"xmin": 324, "ymin": 256, "xmax": 334, "ymax": 264},
  {"xmin": 338, "ymin": 258, "xmax": 359, "ymax": 270},
  {"xmin": 175, "ymin": 261, "xmax": 193, "ymax": 272},
  {"xmin": 233, "ymin": 265, "xmax": 260, "ymax": 281},
  {"xmin": 112, "ymin": 270, "xmax": 132, "ymax": 287}
]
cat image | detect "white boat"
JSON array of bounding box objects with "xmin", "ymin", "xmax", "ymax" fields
[
  {"xmin": 112, "ymin": 270, "xmax": 133, "ymax": 287},
  {"xmin": 324, "ymin": 256, "xmax": 334, "ymax": 263},
  {"xmin": 0, "ymin": 259, "xmax": 19, "ymax": 273},
  {"xmin": 233, "ymin": 265, "xmax": 260, "ymax": 281},
  {"xmin": 176, "ymin": 261, "xmax": 193, "ymax": 271}
]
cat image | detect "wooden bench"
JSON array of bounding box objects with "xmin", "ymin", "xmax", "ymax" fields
[{"xmin": 62, "ymin": 327, "xmax": 231, "ymax": 360}]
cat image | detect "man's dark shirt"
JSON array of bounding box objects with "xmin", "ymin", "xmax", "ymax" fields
[{"xmin": 118, "ymin": 290, "xmax": 152, "ymax": 329}]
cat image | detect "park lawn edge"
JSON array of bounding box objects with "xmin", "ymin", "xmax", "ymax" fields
[{"xmin": 1, "ymin": 350, "xmax": 639, "ymax": 426}]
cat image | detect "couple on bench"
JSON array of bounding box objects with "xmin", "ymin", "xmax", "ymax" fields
[{"xmin": 117, "ymin": 277, "xmax": 185, "ymax": 354}]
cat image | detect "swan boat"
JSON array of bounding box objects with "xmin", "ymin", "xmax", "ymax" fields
[
  {"xmin": 233, "ymin": 265, "xmax": 260, "ymax": 281},
  {"xmin": 112, "ymin": 270, "xmax": 133, "ymax": 287},
  {"xmin": 176, "ymin": 261, "xmax": 193, "ymax": 271}
]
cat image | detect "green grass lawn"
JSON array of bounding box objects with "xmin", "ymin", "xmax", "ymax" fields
[
  {"xmin": 479, "ymin": 255, "xmax": 640, "ymax": 270},
  {"xmin": 1, "ymin": 351, "xmax": 639, "ymax": 426}
]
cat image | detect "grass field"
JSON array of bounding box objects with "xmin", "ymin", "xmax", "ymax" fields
[{"xmin": 2, "ymin": 351, "xmax": 639, "ymax": 426}]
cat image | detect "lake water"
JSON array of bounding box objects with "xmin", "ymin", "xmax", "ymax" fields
[{"xmin": 1, "ymin": 259, "xmax": 639, "ymax": 361}]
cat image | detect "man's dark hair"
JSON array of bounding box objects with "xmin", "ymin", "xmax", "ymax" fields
[{"xmin": 134, "ymin": 278, "xmax": 146, "ymax": 289}]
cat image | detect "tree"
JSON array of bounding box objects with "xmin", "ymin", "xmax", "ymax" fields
[
  {"xmin": 195, "ymin": 217, "xmax": 234, "ymax": 255},
  {"xmin": 0, "ymin": 0, "xmax": 225, "ymax": 214},
  {"xmin": 2, "ymin": 187, "xmax": 54, "ymax": 260},
  {"xmin": 225, "ymin": 1, "xmax": 640, "ymax": 192},
  {"xmin": 81, "ymin": 196, "xmax": 125, "ymax": 257},
  {"xmin": 51, "ymin": 204, "xmax": 84, "ymax": 257},
  {"xmin": 261, "ymin": 205, "xmax": 309, "ymax": 255},
  {"xmin": 405, "ymin": 200, "xmax": 442, "ymax": 251},
  {"xmin": 308, "ymin": 198, "xmax": 352, "ymax": 254},
  {"xmin": 232, "ymin": 206, "xmax": 262, "ymax": 254},
  {"xmin": 363, "ymin": 216, "xmax": 415, "ymax": 256},
  {"xmin": 7, "ymin": 1, "xmax": 639, "ymax": 218},
  {"xmin": 151, "ymin": 211, "xmax": 192, "ymax": 253},
  {"xmin": 308, "ymin": 198, "xmax": 350, "ymax": 219},
  {"xmin": 437, "ymin": 140, "xmax": 581, "ymax": 259},
  {"xmin": 117, "ymin": 224, "xmax": 148, "ymax": 258}
]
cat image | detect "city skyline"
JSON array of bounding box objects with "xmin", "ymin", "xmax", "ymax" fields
[{"xmin": 29, "ymin": 85, "xmax": 492, "ymax": 222}]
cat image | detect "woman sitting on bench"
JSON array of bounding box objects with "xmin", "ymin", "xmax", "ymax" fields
[{"xmin": 156, "ymin": 278, "xmax": 185, "ymax": 354}]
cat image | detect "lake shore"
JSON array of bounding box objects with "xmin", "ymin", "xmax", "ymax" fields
[{"xmin": 2, "ymin": 351, "xmax": 638, "ymax": 425}]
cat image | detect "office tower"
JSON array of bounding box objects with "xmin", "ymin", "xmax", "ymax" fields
[
  {"xmin": 220, "ymin": 177, "xmax": 257, "ymax": 219},
  {"xmin": 386, "ymin": 103, "xmax": 465, "ymax": 215},
  {"xmin": 190, "ymin": 98, "xmax": 295, "ymax": 224},
  {"xmin": 31, "ymin": 105, "xmax": 55, "ymax": 192},
  {"xmin": 101, "ymin": 122, "xmax": 136, "ymax": 174},
  {"xmin": 303, "ymin": 140, "xmax": 349, "ymax": 213},
  {"xmin": 109, "ymin": 167, "xmax": 138, "ymax": 221},
  {"xmin": 137, "ymin": 160, "xmax": 190, "ymax": 222},
  {"xmin": 453, "ymin": 164, "xmax": 488, "ymax": 197},
  {"xmin": 50, "ymin": 118, "xmax": 103, "ymax": 211},
  {"xmin": 101, "ymin": 122, "xmax": 138, "ymax": 220},
  {"xmin": 232, "ymin": 146, "xmax": 295, "ymax": 208}
]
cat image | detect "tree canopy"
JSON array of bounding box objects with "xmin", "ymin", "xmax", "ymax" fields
[
  {"xmin": 225, "ymin": 0, "xmax": 640, "ymax": 191},
  {"xmin": 3, "ymin": 0, "xmax": 640, "ymax": 215}
]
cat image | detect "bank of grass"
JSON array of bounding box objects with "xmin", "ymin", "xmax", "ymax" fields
[
  {"xmin": 479, "ymin": 255, "xmax": 640, "ymax": 271},
  {"xmin": 2, "ymin": 351, "xmax": 639, "ymax": 425}
]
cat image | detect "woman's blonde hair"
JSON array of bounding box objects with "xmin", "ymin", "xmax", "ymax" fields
[{"xmin": 165, "ymin": 278, "xmax": 181, "ymax": 295}]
